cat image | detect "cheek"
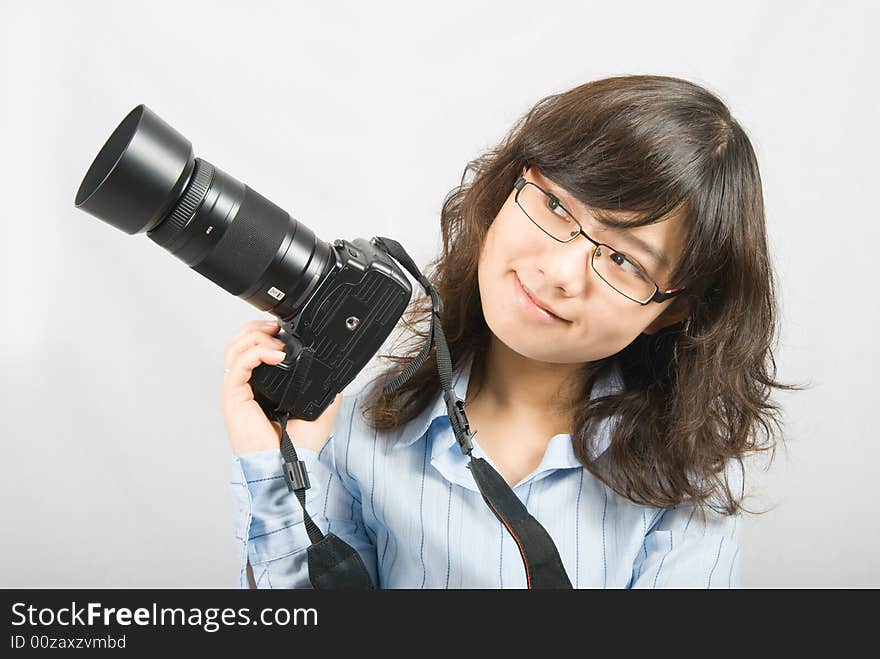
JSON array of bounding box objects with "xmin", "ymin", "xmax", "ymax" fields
[
  {"xmin": 477, "ymin": 216, "xmax": 506, "ymax": 285},
  {"xmin": 476, "ymin": 230, "xmax": 499, "ymax": 311},
  {"xmin": 477, "ymin": 249, "xmax": 650, "ymax": 362},
  {"xmin": 479, "ymin": 206, "xmax": 533, "ymax": 272},
  {"xmin": 475, "ymin": 205, "xmax": 654, "ymax": 360}
]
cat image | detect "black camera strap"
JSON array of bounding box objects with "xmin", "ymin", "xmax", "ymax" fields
[
  {"xmin": 274, "ymin": 350, "xmax": 376, "ymax": 590},
  {"xmin": 271, "ymin": 236, "xmax": 572, "ymax": 589}
]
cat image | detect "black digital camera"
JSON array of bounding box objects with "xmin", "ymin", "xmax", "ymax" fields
[{"xmin": 74, "ymin": 104, "xmax": 412, "ymax": 421}]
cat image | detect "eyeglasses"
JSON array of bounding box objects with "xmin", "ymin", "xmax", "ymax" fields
[{"xmin": 513, "ymin": 173, "xmax": 686, "ymax": 305}]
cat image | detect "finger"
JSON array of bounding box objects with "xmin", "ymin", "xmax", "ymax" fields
[
  {"xmin": 229, "ymin": 319, "xmax": 280, "ymax": 350},
  {"xmin": 223, "ymin": 336, "xmax": 285, "ymax": 379},
  {"xmin": 224, "ymin": 330, "xmax": 283, "ymax": 370},
  {"xmin": 224, "ymin": 319, "xmax": 278, "ymax": 363},
  {"xmin": 224, "ymin": 344, "xmax": 287, "ymax": 390},
  {"xmin": 224, "ymin": 329, "xmax": 285, "ymax": 369}
]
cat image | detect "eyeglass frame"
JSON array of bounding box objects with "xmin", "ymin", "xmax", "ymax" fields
[{"xmin": 512, "ymin": 171, "xmax": 686, "ymax": 306}]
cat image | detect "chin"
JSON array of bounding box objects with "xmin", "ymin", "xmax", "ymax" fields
[{"xmin": 487, "ymin": 322, "xmax": 578, "ymax": 364}]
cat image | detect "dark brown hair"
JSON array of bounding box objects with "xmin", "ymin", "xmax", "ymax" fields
[{"xmin": 360, "ymin": 74, "xmax": 807, "ymax": 524}]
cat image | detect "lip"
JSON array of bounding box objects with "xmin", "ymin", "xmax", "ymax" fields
[{"xmin": 513, "ymin": 273, "xmax": 570, "ymax": 323}]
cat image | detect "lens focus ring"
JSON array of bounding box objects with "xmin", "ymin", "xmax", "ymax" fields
[{"xmin": 149, "ymin": 158, "xmax": 215, "ymax": 248}]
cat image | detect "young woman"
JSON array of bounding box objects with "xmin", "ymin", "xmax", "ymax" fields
[{"xmin": 222, "ymin": 74, "xmax": 800, "ymax": 588}]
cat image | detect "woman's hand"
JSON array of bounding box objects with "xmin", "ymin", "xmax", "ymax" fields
[{"xmin": 220, "ymin": 319, "xmax": 343, "ymax": 456}]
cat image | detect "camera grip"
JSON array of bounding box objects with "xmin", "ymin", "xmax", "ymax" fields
[{"xmin": 250, "ymin": 327, "xmax": 305, "ymax": 421}]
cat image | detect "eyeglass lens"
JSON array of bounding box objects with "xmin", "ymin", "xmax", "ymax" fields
[{"xmin": 516, "ymin": 181, "xmax": 657, "ymax": 303}]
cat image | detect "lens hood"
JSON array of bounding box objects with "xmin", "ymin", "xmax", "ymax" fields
[{"xmin": 74, "ymin": 104, "xmax": 194, "ymax": 234}]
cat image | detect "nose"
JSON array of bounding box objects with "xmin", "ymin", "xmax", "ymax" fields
[{"xmin": 537, "ymin": 235, "xmax": 597, "ymax": 299}]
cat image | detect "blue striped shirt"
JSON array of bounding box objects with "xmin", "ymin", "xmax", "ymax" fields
[{"xmin": 228, "ymin": 354, "xmax": 743, "ymax": 588}]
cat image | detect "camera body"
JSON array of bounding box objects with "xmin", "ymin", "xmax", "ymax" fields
[{"xmin": 252, "ymin": 236, "xmax": 411, "ymax": 421}]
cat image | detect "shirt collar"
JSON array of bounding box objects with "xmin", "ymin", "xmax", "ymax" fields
[{"xmin": 390, "ymin": 352, "xmax": 625, "ymax": 463}]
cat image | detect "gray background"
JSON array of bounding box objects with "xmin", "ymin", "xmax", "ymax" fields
[{"xmin": 2, "ymin": 0, "xmax": 876, "ymax": 587}]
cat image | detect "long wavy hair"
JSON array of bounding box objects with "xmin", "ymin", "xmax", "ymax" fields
[{"xmin": 360, "ymin": 74, "xmax": 807, "ymax": 523}]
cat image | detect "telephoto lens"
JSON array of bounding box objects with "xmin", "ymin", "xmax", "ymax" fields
[
  {"xmin": 73, "ymin": 104, "xmax": 414, "ymax": 422},
  {"xmin": 74, "ymin": 104, "xmax": 334, "ymax": 318}
]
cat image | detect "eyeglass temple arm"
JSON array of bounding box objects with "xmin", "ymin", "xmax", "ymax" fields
[{"xmin": 652, "ymin": 287, "xmax": 685, "ymax": 303}]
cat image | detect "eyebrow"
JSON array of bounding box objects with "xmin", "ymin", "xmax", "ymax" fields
[
  {"xmin": 545, "ymin": 180, "xmax": 671, "ymax": 272},
  {"xmin": 609, "ymin": 228, "xmax": 671, "ymax": 272}
]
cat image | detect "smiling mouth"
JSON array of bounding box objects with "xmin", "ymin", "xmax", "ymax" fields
[{"xmin": 514, "ymin": 273, "xmax": 570, "ymax": 323}]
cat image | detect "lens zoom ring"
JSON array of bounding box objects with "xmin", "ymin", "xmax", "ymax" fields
[{"xmin": 150, "ymin": 158, "xmax": 214, "ymax": 248}]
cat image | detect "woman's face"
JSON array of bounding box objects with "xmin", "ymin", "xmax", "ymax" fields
[{"xmin": 477, "ymin": 166, "xmax": 689, "ymax": 364}]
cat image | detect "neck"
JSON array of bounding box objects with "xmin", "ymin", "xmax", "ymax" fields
[{"xmin": 467, "ymin": 333, "xmax": 587, "ymax": 421}]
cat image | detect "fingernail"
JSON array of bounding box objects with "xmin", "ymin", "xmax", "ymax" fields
[
  {"xmin": 275, "ymin": 351, "xmax": 286, "ymax": 360},
  {"xmin": 265, "ymin": 320, "xmax": 279, "ymax": 326}
]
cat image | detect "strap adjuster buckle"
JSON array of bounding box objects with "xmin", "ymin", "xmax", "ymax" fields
[
  {"xmin": 283, "ymin": 459, "xmax": 311, "ymax": 493},
  {"xmin": 445, "ymin": 395, "xmax": 474, "ymax": 455}
]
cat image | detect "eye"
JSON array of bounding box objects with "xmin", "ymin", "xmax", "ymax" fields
[
  {"xmin": 610, "ymin": 251, "xmax": 647, "ymax": 277},
  {"xmin": 545, "ymin": 194, "xmax": 570, "ymax": 220}
]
